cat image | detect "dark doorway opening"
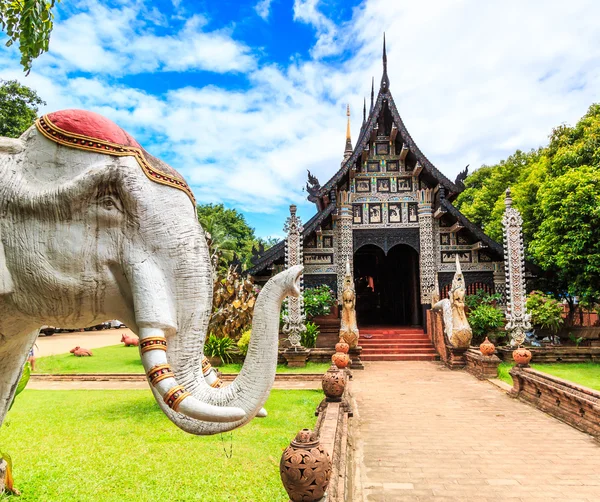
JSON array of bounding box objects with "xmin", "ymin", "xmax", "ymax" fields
[{"xmin": 353, "ymin": 244, "xmax": 421, "ymax": 326}]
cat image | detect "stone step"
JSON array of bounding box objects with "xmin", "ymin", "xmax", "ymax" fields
[
  {"xmin": 361, "ymin": 336, "xmax": 430, "ymax": 342},
  {"xmin": 362, "ymin": 347, "xmax": 435, "ymax": 354},
  {"xmin": 359, "ymin": 342, "xmax": 434, "ymax": 349},
  {"xmin": 361, "ymin": 354, "xmax": 439, "ymax": 361}
]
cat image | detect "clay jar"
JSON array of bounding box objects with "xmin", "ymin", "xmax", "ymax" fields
[
  {"xmin": 332, "ymin": 351, "xmax": 350, "ymax": 369},
  {"xmin": 479, "ymin": 337, "xmax": 496, "ymax": 357},
  {"xmin": 322, "ymin": 364, "xmax": 346, "ymax": 402},
  {"xmin": 335, "ymin": 341, "xmax": 349, "ymax": 354},
  {"xmin": 513, "ymin": 347, "xmax": 532, "ymax": 366},
  {"xmin": 280, "ymin": 429, "xmax": 331, "ymax": 502}
]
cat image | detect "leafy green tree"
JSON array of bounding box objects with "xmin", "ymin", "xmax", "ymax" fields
[
  {"xmin": 456, "ymin": 103, "xmax": 600, "ymax": 318},
  {"xmin": 528, "ymin": 165, "xmax": 600, "ymax": 305},
  {"xmin": 0, "ymin": 79, "xmax": 45, "ymax": 137},
  {"xmin": 197, "ymin": 203, "xmax": 260, "ymax": 270},
  {"xmin": 0, "ymin": 0, "xmax": 60, "ymax": 73}
]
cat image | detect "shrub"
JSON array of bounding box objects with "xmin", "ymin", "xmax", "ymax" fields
[
  {"xmin": 303, "ymin": 285, "xmax": 336, "ymax": 320},
  {"xmin": 301, "ymin": 321, "xmax": 320, "ymax": 349},
  {"xmin": 465, "ymin": 289, "xmax": 502, "ymax": 311},
  {"xmin": 526, "ymin": 291, "xmax": 564, "ymax": 333},
  {"xmin": 237, "ymin": 329, "xmax": 252, "ymax": 357},
  {"xmin": 204, "ymin": 334, "xmax": 235, "ymax": 364},
  {"xmin": 467, "ymin": 304, "xmax": 505, "ymax": 344}
]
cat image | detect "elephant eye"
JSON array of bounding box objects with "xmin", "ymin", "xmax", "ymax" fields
[{"xmin": 97, "ymin": 195, "xmax": 122, "ymax": 212}]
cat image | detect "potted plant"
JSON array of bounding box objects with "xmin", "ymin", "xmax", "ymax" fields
[{"xmin": 204, "ymin": 334, "xmax": 235, "ymax": 367}]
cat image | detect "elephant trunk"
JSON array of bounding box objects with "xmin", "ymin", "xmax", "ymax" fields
[{"xmin": 130, "ymin": 236, "xmax": 302, "ymax": 434}]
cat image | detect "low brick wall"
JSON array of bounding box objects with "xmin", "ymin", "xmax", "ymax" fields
[
  {"xmin": 465, "ymin": 349, "xmax": 501, "ymax": 380},
  {"xmin": 427, "ymin": 310, "xmax": 466, "ymax": 369},
  {"xmin": 497, "ymin": 346, "xmax": 600, "ymax": 363},
  {"xmin": 311, "ymin": 376, "xmax": 352, "ymax": 501},
  {"xmin": 509, "ymin": 366, "xmax": 600, "ymax": 439},
  {"xmin": 313, "ymin": 316, "xmax": 341, "ymax": 349}
]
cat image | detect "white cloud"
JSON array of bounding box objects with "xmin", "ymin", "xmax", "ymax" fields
[
  {"xmin": 2, "ymin": 0, "xmax": 600, "ymax": 235},
  {"xmin": 254, "ymin": 0, "xmax": 274, "ymax": 21},
  {"xmin": 293, "ymin": 0, "xmax": 341, "ymax": 58},
  {"xmin": 43, "ymin": 3, "xmax": 254, "ymax": 75}
]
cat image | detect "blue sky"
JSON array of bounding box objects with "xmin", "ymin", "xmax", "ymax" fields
[{"xmin": 1, "ymin": 0, "xmax": 600, "ymax": 238}]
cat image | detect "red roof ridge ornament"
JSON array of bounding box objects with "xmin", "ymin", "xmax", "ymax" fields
[{"xmin": 35, "ymin": 109, "xmax": 195, "ymax": 206}]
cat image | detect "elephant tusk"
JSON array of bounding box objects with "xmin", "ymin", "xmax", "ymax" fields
[{"xmin": 139, "ymin": 328, "xmax": 246, "ymax": 423}]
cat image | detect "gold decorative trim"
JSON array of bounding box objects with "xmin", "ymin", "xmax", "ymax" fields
[
  {"xmin": 147, "ymin": 364, "xmax": 175, "ymax": 386},
  {"xmin": 140, "ymin": 337, "xmax": 167, "ymax": 354},
  {"xmin": 163, "ymin": 385, "xmax": 190, "ymax": 412},
  {"xmin": 35, "ymin": 115, "xmax": 196, "ymax": 206}
]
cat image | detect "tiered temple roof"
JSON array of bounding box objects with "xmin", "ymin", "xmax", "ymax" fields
[{"xmin": 249, "ymin": 37, "xmax": 504, "ymax": 276}]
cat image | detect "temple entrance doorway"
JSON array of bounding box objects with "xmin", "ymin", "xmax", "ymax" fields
[{"xmin": 353, "ymin": 244, "xmax": 421, "ymax": 326}]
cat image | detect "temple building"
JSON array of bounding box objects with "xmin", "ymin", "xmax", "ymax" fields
[{"xmin": 249, "ymin": 38, "xmax": 506, "ymax": 329}]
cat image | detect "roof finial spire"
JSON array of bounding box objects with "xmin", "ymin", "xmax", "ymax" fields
[
  {"xmin": 380, "ymin": 32, "xmax": 389, "ymax": 93},
  {"xmin": 370, "ymin": 76, "xmax": 374, "ymax": 112},
  {"xmin": 343, "ymin": 104, "xmax": 353, "ymax": 163},
  {"xmin": 363, "ymin": 97, "xmax": 366, "ymax": 125},
  {"xmin": 346, "ymin": 104, "xmax": 351, "ymax": 140}
]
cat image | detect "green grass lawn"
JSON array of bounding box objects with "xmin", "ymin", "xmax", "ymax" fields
[
  {"xmin": 33, "ymin": 345, "xmax": 143, "ymax": 374},
  {"xmin": 34, "ymin": 346, "xmax": 330, "ymax": 375},
  {"xmin": 0, "ymin": 389, "xmax": 322, "ymax": 501},
  {"xmin": 497, "ymin": 361, "xmax": 600, "ymax": 391}
]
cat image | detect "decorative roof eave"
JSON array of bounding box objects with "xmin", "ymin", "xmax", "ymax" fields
[
  {"xmin": 247, "ymin": 203, "xmax": 337, "ymax": 276},
  {"xmin": 318, "ymin": 88, "xmax": 460, "ymax": 198},
  {"xmin": 440, "ymin": 199, "xmax": 503, "ymax": 258},
  {"xmin": 441, "ymin": 198, "xmax": 543, "ymax": 276}
]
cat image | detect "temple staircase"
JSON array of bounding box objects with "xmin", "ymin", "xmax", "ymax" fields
[{"xmin": 359, "ymin": 327, "xmax": 439, "ymax": 361}]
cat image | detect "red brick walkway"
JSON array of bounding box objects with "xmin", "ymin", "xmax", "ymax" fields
[{"xmin": 349, "ymin": 361, "xmax": 600, "ymax": 501}]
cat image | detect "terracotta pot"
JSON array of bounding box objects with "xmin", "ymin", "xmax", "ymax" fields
[
  {"xmin": 280, "ymin": 429, "xmax": 331, "ymax": 502},
  {"xmin": 322, "ymin": 365, "xmax": 346, "ymax": 402},
  {"xmin": 479, "ymin": 337, "xmax": 496, "ymax": 356},
  {"xmin": 332, "ymin": 351, "xmax": 350, "ymax": 369},
  {"xmin": 335, "ymin": 341, "xmax": 349, "ymax": 354},
  {"xmin": 512, "ymin": 347, "xmax": 532, "ymax": 366}
]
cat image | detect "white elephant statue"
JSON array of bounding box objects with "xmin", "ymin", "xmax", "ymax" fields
[{"xmin": 0, "ymin": 109, "xmax": 302, "ymax": 435}]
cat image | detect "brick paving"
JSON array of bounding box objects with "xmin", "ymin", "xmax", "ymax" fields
[{"xmin": 349, "ymin": 361, "xmax": 600, "ymax": 502}]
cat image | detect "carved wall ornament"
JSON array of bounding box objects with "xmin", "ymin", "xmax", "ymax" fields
[
  {"xmin": 432, "ymin": 255, "xmax": 473, "ymax": 348},
  {"xmin": 502, "ymin": 188, "xmax": 531, "ymax": 346}
]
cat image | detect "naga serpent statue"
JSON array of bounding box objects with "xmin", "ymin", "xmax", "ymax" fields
[
  {"xmin": 432, "ymin": 255, "xmax": 473, "ymax": 349},
  {"xmin": 0, "ymin": 109, "xmax": 301, "ymax": 435},
  {"xmin": 339, "ymin": 260, "xmax": 359, "ymax": 348}
]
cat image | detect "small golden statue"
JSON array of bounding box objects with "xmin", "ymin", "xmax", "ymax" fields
[
  {"xmin": 339, "ymin": 260, "xmax": 359, "ymax": 348},
  {"xmin": 432, "ymin": 255, "xmax": 473, "ymax": 348}
]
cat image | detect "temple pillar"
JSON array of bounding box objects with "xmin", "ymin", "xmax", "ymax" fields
[
  {"xmin": 502, "ymin": 189, "xmax": 531, "ymax": 346},
  {"xmin": 282, "ymin": 205, "xmax": 307, "ymax": 352},
  {"xmin": 336, "ymin": 190, "xmax": 353, "ymax": 304},
  {"xmin": 417, "ymin": 189, "xmax": 436, "ymax": 316}
]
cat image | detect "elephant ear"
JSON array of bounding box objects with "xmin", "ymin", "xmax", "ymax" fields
[{"xmin": 0, "ymin": 230, "xmax": 14, "ymax": 295}]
